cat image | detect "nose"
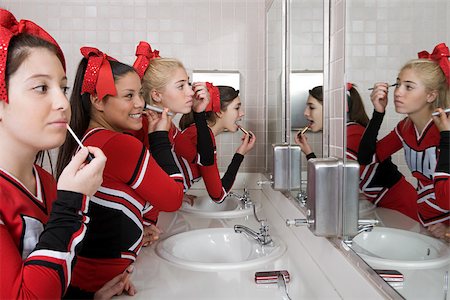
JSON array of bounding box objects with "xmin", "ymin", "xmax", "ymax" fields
[
  {"xmin": 55, "ymin": 89, "xmax": 70, "ymax": 111},
  {"xmin": 135, "ymin": 93, "xmax": 145, "ymax": 108},
  {"xmin": 239, "ymin": 108, "xmax": 245, "ymax": 117},
  {"xmin": 304, "ymin": 107, "xmax": 310, "ymax": 117},
  {"xmin": 187, "ymin": 86, "xmax": 195, "ymax": 97}
]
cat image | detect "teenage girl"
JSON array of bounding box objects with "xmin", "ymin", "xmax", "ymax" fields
[
  {"xmin": 56, "ymin": 47, "xmax": 184, "ymax": 297},
  {"xmin": 132, "ymin": 41, "xmax": 216, "ymax": 216},
  {"xmin": 295, "ymin": 85, "xmax": 419, "ymax": 221},
  {"xmin": 178, "ymin": 86, "xmax": 256, "ymax": 203},
  {"xmin": 0, "ymin": 9, "xmax": 115, "ymax": 299},
  {"xmin": 359, "ymin": 43, "xmax": 450, "ymax": 239}
]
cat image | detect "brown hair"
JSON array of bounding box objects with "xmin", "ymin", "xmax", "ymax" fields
[{"xmin": 347, "ymin": 85, "xmax": 369, "ymax": 127}]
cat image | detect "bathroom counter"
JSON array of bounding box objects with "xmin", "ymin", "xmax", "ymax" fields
[{"xmin": 116, "ymin": 174, "xmax": 386, "ymax": 300}]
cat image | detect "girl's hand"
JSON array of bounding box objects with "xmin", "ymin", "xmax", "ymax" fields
[
  {"xmin": 294, "ymin": 131, "xmax": 313, "ymax": 155},
  {"xmin": 370, "ymin": 82, "xmax": 389, "ymax": 113},
  {"xmin": 236, "ymin": 131, "xmax": 256, "ymax": 155},
  {"xmin": 431, "ymin": 108, "xmax": 450, "ymax": 132},
  {"xmin": 145, "ymin": 109, "xmax": 172, "ymax": 133},
  {"xmin": 427, "ymin": 223, "xmax": 450, "ymax": 241},
  {"xmin": 183, "ymin": 194, "xmax": 197, "ymax": 206},
  {"xmin": 57, "ymin": 147, "xmax": 106, "ymax": 196},
  {"xmin": 192, "ymin": 82, "xmax": 210, "ymax": 113},
  {"xmin": 94, "ymin": 265, "xmax": 136, "ymax": 299},
  {"xmin": 142, "ymin": 224, "xmax": 162, "ymax": 247}
]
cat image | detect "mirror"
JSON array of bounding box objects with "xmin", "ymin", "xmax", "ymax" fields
[
  {"xmin": 345, "ymin": 1, "xmax": 449, "ymax": 299},
  {"xmin": 288, "ymin": 0, "xmax": 324, "ymax": 199},
  {"xmin": 266, "ymin": 0, "xmax": 286, "ymax": 174}
]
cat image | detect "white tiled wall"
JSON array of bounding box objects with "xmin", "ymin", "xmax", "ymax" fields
[
  {"xmin": 3, "ymin": 0, "xmax": 266, "ymax": 172},
  {"xmin": 327, "ymin": 0, "xmax": 346, "ymax": 159},
  {"xmin": 345, "ymin": 0, "xmax": 450, "ymax": 182}
]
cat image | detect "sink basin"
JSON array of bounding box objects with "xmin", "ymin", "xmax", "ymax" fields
[
  {"xmin": 352, "ymin": 227, "xmax": 450, "ymax": 269},
  {"xmin": 179, "ymin": 194, "xmax": 262, "ymax": 219},
  {"xmin": 155, "ymin": 228, "xmax": 286, "ymax": 271}
]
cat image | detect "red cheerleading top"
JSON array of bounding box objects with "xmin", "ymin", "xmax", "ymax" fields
[
  {"xmin": 358, "ymin": 111, "xmax": 449, "ymax": 226},
  {"xmin": 0, "ymin": 165, "xmax": 89, "ymax": 299},
  {"xmin": 69, "ymin": 128, "xmax": 184, "ymax": 293}
]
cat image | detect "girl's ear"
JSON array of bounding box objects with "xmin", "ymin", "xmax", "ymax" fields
[
  {"xmin": 426, "ymin": 90, "xmax": 438, "ymax": 103},
  {"xmin": 90, "ymin": 94, "xmax": 104, "ymax": 112},
  {"xmin": 151, "ymin": 89, "xmax": 162, "ymax": 104}
]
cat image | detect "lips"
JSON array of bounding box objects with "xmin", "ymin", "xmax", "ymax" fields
[{"xmin": 129, "ymin": 113, "xmax": 142, "ymax": 119}]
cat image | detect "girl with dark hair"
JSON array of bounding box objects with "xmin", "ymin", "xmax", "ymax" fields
[
  {"xmin": 56, "ymin": 46, "xmax": 184, "ymax": 297},
  {"xmin": 0, "ymin": 9, "xmax": 108, "ymax": 299},
  {"xmin": 359, "ymin": 43, "xmax": 450, "ymax": 239},
  {"xmin": 178, "ymin": 85, "xmax": 256, "ymax": 203},
  {"xmin": 295, "ymin": 84, "xmax": 418, "ymax": 221}
]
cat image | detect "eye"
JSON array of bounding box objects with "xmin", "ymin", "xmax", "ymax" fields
[
  {"xmin": 62, "ymin": 86, "xmax": 71, "ymax": 96},
  {"xmin": 405, "ymin": 85, "xmax": 414, "ymax": 91},
  {"xmin": 125, "ymin": 93, "xmax": 134, "ymax": 99},
  {"xmin": 33, "ymin": 85, "xmax": 48, "ymax": 94}
]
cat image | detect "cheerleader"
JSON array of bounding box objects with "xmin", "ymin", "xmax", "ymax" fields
[
  {"xmin": 178, "ymin": 86, "xmax": 256, "ymax": 203},
  {"xmin": 360, "ymin": 43, "xmax": 450, "ymax": 239},
  {"xmin": 56, "ymin": 47, "xmax": 184, "ymax": 297},
  {"xmin": 0, "ymin": 9, "xmax": 109, "ymax": 299},
  {"xmin": 295, "ymin": 85, "xmax": 418, "ymax": 221}
]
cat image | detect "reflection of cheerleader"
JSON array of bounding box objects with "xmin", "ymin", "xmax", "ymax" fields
[
  {"xmin": 360, "ymin": 43, "xmax": 450, "ymax": 239},
  {"xmin": 296, "ymin": 85, "xmax": 418, "ymax": 221}
]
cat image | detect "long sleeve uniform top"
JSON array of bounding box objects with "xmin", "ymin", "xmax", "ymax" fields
[
  {"xmin": 69, "ymin": 128, "xmax": 184, "ymax": 293},
  {"xmin": 0, "ymin": 165, "xmax": 89, "ymax": 299},
  {"xmin": 357, "ymin": 111, "xmax": 450, "ymax": 226},
  {"xmin": 175, "ymin": 124, "xmax": 244, "ymax": 203}
]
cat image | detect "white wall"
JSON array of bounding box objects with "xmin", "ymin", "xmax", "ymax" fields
[{"xmin": 3, "ymin": 0, "xmax": 266, "ymax": 172}]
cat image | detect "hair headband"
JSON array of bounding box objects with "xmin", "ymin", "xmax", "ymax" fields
[
  {"xmin": 133, "ymin": 41, "xmax": 160, "ymax": 79},
  {"xmin": 204, "ymin": 82, "xmax": 221, "ymax": 113},
  {"xmin": 80, "ymin": 47, "xmax": 117, "ymax": 101},
  {"xmin": 0, "ymin": 9, "xmax": 66, "ymax": 103},
  {"xmin": 418, "ymin": 43, "xmax": 450, "ymax": 86}
]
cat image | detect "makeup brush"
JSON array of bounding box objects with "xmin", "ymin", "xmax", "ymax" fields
[
  {"xmin": 238, "ymin": 125, "xmax": 253, "ymax": 139},
  {"xmin": 66, "ymin": 124, "xmax": 94, "ymax": 162},
  {"xmin": 368, "ymin": 83, "xmax": 397, "ymax": 90},
  {"xmin": 432, "ymin": 108, "xmax": 450, "ymax": 116},
  {"xmin": 145, "ymin": 104, "xmax": 174, "ymax": 116}
]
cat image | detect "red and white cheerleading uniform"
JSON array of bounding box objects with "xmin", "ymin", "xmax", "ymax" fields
[
  {"xmin": 0, "ymin": 165, "xmax": 89, "ymax": 299},
  {"xmin": 175, "ymin": 124, "xmax": 244, "ymax": 203},
  {"xmin": 68, "ymin": 128, "xmax": 184, "ymax": 295},
  {"xmin": 348, "ymin": 122, "xmax": 418, "ymax": 221},
  {"xmin": 359, "ymin": 111, "xmax": 450, "ymax": 226}
]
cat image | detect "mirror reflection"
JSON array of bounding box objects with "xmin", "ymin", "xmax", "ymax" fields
[
  {"xmin": 345, "ymin": 1, "xmax": 449, "ymax": 299},
  {"xmin": 289, "ymin": 0, "xmax": 324, "ymax": 199}
]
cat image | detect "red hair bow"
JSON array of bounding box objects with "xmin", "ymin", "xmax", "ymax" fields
[
  {"xmin": 80, "ymin": 47, "xmax": 117, "ymax": 101},
  {"xmin": 418, "ymin": 43, "xmax": 450, "ymax": 86},
  {"xmin": 133, "ymin": 41, "xmax": 160, "ymax": 79},
  {"xmin": 204, "ymin": 82, "xmax": 221, "ymax": 113},
  {"xmin": 0, "ymin": 9, "xmax": 66, "ymax": 103}
]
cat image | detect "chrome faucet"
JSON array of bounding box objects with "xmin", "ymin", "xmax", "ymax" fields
[
  {"xmin": 357, "ymin": 219, "xmax": 379, "ymax": 234},
  {"xmin": 228, "ymin": 188, "xmax": 253, "ymax": 208},
  {"xmin": 234, "ymin": 221, "xmax": 273, "ymax": 246}
]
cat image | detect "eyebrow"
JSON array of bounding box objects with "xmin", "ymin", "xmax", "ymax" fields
[
  {"xmin": 174, "ymin": 79, "xmax": 187, "ymax": 84},
  {"xmin": 27, "ymin": 74, "xmax": 67, "ymax": 82},
  {"xmin": 397, "ymin": 78, "xmax": 418, "ymax": 85}
]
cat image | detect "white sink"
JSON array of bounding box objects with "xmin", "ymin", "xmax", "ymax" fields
[
  {"xmin": 179, "ymin": 194, "xmax": 262, "ymax": 219},
  {"xmin": 155, "ymin": 228, "xmax": 286, "ymax": 271},
  {"xmin": 352, "ymin": 227, "xmax": 450, "ymax": 269}
]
